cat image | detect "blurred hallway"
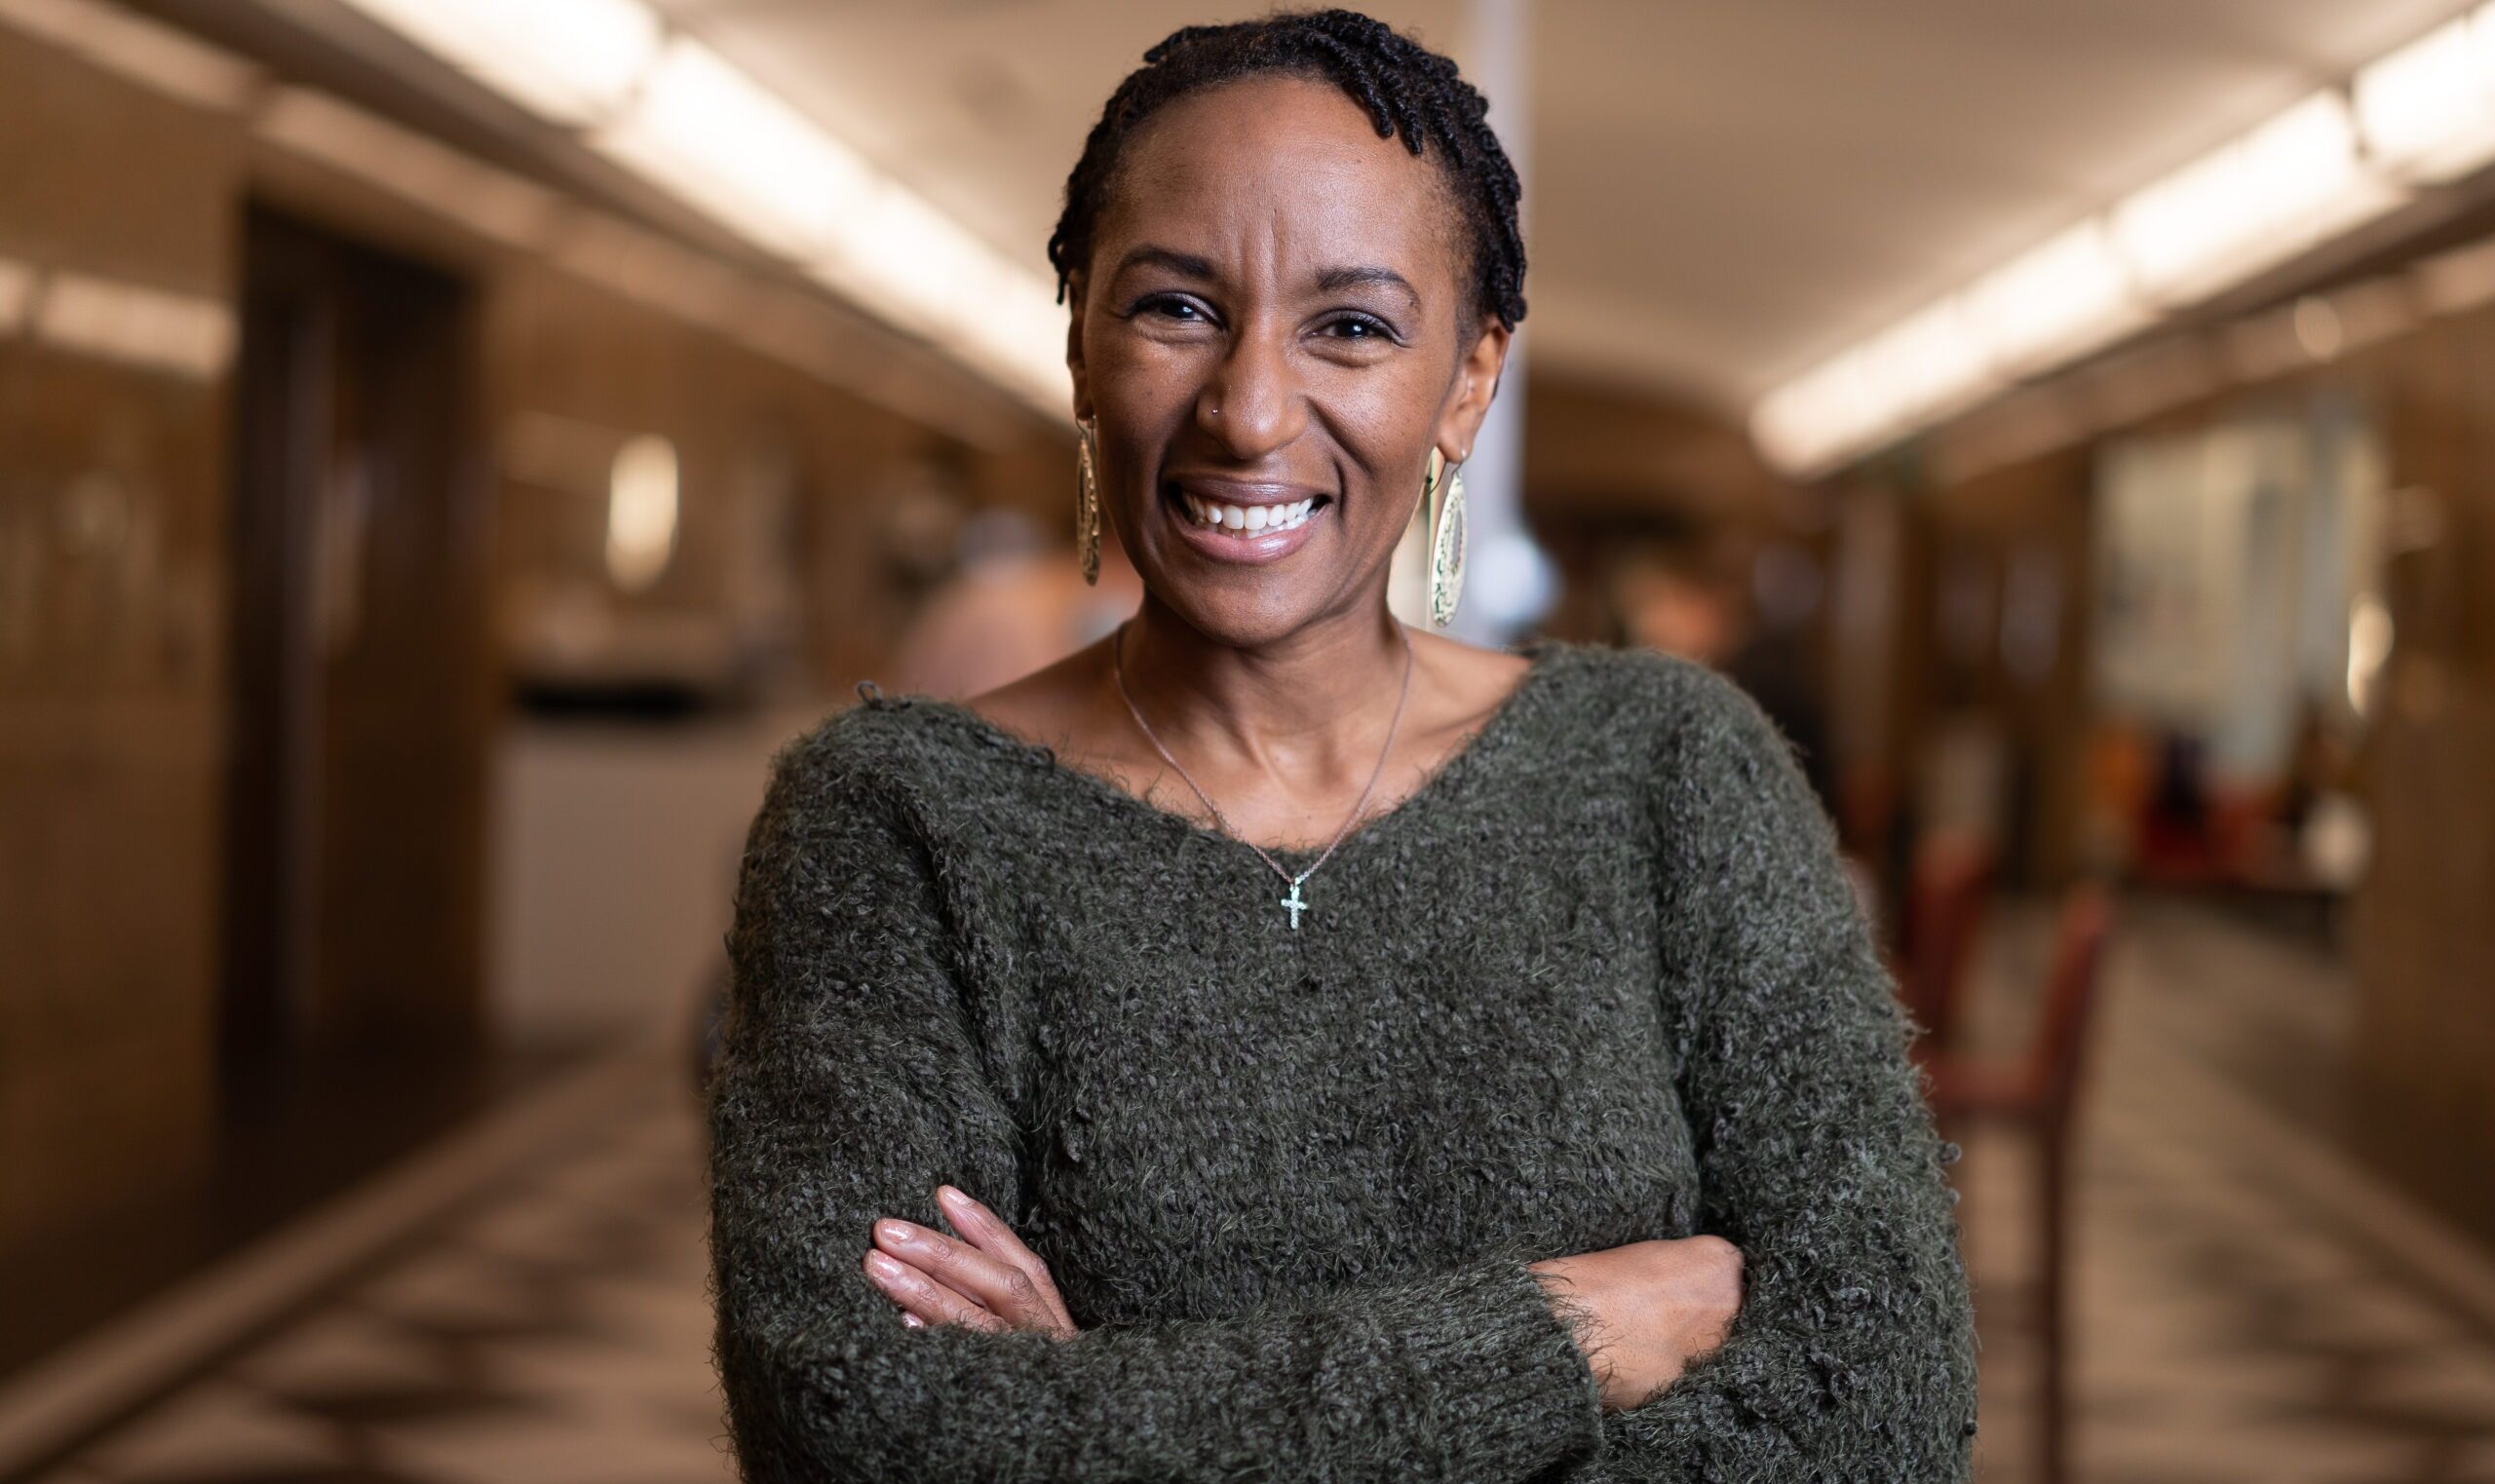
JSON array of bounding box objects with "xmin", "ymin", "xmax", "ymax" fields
[
  {"xmin": 1964, "ymin": 896, "xmax": 2495, "ymax": 1483},
  {"xmin": 11, "ymin": 0, "xmax": 2495, "ymax": 1478},
  {"xmin": 9, "ymin": 897, "xmax": 2492, "ymax": 1484}
]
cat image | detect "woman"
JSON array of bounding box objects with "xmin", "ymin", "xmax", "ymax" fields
[{"xmin": 709, "ymin": 11, "xmax": 1977, "ymax": 1482}]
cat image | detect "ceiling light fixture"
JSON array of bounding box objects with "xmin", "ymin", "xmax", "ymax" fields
[
  {"xmin": 333, "ymin": 0, "xmax": 660, "ymax": 126},
  {"xmin": 594, "ymin": 37, "xmax": 875, "ymax": 258},
  {"xmin": 2355, "ymin": 8, "xmax": 2495, "ymax": 182},
  {"xmin": 1755, "ymin": 56, "xmax": 2437, "ymax": 477},
  {"xmin": 1961, "ymin": 222, "xmax": 2147, "ymax": 376},
  {"xmin": 336, "ymin": 0, "xmax": 1070, "ymax": 416},
  {"xmin": 2112, "ymin": 93, "xmax": 2395, "ymax": 305}
]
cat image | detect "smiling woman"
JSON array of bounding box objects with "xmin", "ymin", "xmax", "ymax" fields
[
  {"xmin": 706, "ymin": 10, "xmax": 1977, "ymax": 1483},
  {"xmin": 1056, "ymin": 69, "xmax": 1514, "ymax": 643}
]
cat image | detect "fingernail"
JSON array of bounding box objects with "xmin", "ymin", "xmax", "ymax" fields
[
  {"xmin": 866, "ymin": 1252, "xmax": 905, "ymax": 1280},
  {"xmin": 938, "ymin": 1186, "xmax": 972, "ymax": 1213},
  {"xmin": 877, "ymin": 1219, "xmax": 914, "ymax": 1243},
  {"xmin": 901, "ymin": 1313, "xmax": 926, "ymax": 1328}
]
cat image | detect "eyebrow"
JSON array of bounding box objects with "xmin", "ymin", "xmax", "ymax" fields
[
  {"xmin": 1110, "ymin": 247, "xmax": 1423, "ymax": 311},
  {"xmin": 1314, "ymin": 264, "xmax": 1422, "ymax": 311},
  {"xmin": 1111, "ymin": 246, "xmax": 1216, "ymax": 281}
]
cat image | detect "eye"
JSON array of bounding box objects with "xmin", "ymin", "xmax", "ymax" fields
[
  {"xmin": 1323, "ymin": 313, "xmax": 1397, "ymax": 343},
  {"xmin": 1134, "ymin": 293, "xmax": 1212, "ymax": 324}
]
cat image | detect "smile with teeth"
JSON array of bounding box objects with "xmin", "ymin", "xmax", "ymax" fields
[{"xmin": 1178, "ymin": 492, "xmax": 1323, "ymax": 533}]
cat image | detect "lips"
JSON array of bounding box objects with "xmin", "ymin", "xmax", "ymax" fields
[
  {"xmin": 1162, "ymin": 478, "xmax": 1332, "ymax": 566},
  {"xmin": 1177, "ymin": 489, "xmax": 1321, "ymax": 534}
]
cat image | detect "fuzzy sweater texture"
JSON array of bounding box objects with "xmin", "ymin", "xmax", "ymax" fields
[{"xmin": 708, "ymin": 636, "xmax": 1978, "ymax": 1483}]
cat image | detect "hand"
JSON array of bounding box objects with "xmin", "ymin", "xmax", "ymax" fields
[
  {"xmin": 863, "ymin": 1184, "xmax": 1080, "ymax": 1339},
  {"xmin": 1528, "ymin": 1237, "xmax": 1745, "ymax": 1411}
]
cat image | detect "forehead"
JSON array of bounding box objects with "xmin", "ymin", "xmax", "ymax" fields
[{"xmin": 1096, "ymin": 72, "xmax": 1459, "ymax": 284}]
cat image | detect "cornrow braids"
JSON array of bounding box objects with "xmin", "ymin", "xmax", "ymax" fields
[{"xmin": 1047, "ymin": 8, "xmax": 1527, "ymax": 332}]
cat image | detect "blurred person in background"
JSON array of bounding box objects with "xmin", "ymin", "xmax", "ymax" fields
[
  {"xmin": 707, "ymin": 10, "xmax": 1973, "ymax": 1482},
  {"xmin": 1609, "ymin": 533, "xmax": 1836, "ymax": 818},
  {"xmin": 886, "ymin": 507, "xmax": 1147, "ymax": 701}
]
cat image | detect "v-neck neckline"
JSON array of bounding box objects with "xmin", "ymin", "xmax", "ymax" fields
[{"xmin": 896, "ymin": 636, "xmax": 1577, "ymax": 869}]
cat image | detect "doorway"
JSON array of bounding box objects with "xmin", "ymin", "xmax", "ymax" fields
[{"xmin": 221, "ymin": 203, "xmax": 493, "ymax": 1110}]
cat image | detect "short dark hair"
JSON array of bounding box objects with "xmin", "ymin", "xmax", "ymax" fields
[{"xmin": 1046, "ymin": 8, "xmax": 1527, "ymax": 333}]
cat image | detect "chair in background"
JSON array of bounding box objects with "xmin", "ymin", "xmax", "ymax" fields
[
  {"xmin": 1926, "ymin": 883, "xmax": 2115, "ymax": 1484},
  {"xmin": 1897, "ymin": 830, "xmax": 1998, "ymax": 1061}
]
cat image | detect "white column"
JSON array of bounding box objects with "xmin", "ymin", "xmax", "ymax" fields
[
  {"xmin": 1458, "ymin": 0, "xmax": 1552, "ymax": 644},
  {"xmin": 1387, "ymin": 0, "xmax": 1552, "ymax": 642}
]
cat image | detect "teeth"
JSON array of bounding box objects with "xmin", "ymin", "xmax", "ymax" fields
[{"xmin": 1181, "ymin": 493, "xmax": 1319, "ymax": 533}]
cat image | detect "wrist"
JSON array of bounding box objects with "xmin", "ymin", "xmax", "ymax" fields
[{"xmin": 1524, "ymin": 1257, "xmax": 1616, "ymax": 1393}]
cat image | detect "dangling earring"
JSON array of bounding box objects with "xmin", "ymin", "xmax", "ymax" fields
[
  {"xmin": 1074, "ymin": 416, "xmax": 1101, "ymax": 586},
  {"xmin": 1423, "ymin": 447, "xmax": 1468, "ymax": 628}
]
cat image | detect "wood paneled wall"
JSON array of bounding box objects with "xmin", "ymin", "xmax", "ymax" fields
[
  {"xmin": 1899, "ymin": 278, "xmax": 2495, "ymax": 1245},
  {"xmin": 0, "ymin": 27, "xmax": 243, "ymax": 1253},
  {"xmin": 0, "ymin": 22, "xmax": 1066, "ymax": 1259},
  {"xmin": 2346, "ymin": 309, "xmax": 2495, "ymax": 1244}
]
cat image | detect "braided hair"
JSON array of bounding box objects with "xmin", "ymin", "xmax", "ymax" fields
[{"xmin": 1046, "ymin": 8, "xmax": 1527, "ymax": 333}]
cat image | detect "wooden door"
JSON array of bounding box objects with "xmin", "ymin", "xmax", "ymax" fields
[{"xmin": 221, "ymin": 203, "xmax": 491, "ymax": 1091}]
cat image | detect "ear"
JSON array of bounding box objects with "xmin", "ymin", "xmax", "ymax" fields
[
  {"xmin": 1435, "ymin": 318, "xmax": 1511, "ymax": 463},
  {"xmin": 1065, "ymin": 269, "xmax": 1094, "ymax": 422}
]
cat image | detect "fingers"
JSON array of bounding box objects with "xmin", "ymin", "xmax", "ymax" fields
[
  {"xmin": 936, "ymin": 1186, "xmax": 1079, "ymax": 1335},
  {"xmin": 864, "ymin": 1247, "xmax": 1007, "ymax": 1333},
  {"xmin": 862, "ymin": 1188, "xmax": 1078, "ymax": 1339},
  {"xmin": 870, "ymin": 1214, "xmax": 1059, "ymax": 1335}
]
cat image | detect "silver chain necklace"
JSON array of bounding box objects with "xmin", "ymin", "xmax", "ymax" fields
[{"xmin": 1110, "ymin": 618, "xmax": 1415, "ymax": 931}]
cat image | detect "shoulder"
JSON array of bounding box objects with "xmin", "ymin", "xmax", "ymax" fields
[
  {"xmin": 750, "ymin": 689, "xmax": 1002, "ymax": 846},
  {"xmin": 1537, "ymin": 642, "xmax": 1829, "ymax": 845},
  {"xmin": 769, "ymin": 693, "xmax": 930, "ymax": 791},
  {"xmin": 1534, "ymin": 640, "xmax": 1792, "ymax": 766}
]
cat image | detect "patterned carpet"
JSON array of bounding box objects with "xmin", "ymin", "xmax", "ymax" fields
[
  {"xmin": 23, "ymin": 1090, "xmax": 733, "ymax": 1484},
  {"xmin": 1964, "ymin": 897, "xmax": 2495, "ymax": 1484},
  {"xmin": 17, "ymin": 900, "xmax": 2495, "ymax": 1483}
]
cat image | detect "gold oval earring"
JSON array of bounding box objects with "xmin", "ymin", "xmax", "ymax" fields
[
  {"xmin": 1423, "ymin": 448, "xmax": 1467, "ymax": 627},
  {"xmin": 1074, "ymin": 416, "xmax": 1101, "ymax": 586}
]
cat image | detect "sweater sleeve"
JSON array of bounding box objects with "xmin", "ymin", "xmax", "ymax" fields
[
  {"xmin": 707, "ymin": 718, "xmax": 1609, "ymax": 1484},
  {"xmin": 1585, "ymin": 666, "xmax": 1978, "ymax": 1482}
]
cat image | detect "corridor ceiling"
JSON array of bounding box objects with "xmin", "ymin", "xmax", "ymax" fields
[{"xmin": 643, "ymin": 0, "xmax": 2476, "ymax": 414}]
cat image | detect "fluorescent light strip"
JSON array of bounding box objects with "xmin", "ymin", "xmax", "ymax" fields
[
  {"xmin": 592, "ymin": 37, "xmax": 1067, "ymax": 410},
  {"xmin": 1962, "ymin": 222, "xmax": 2147, "ymax": 376},
  {"xmin": 593, "ymin": 37, "xmax": 875, "ymax": 259},
  {"xmin": 1756, "ymin": 51, "xmax": 2451, "ymax": 475},
  {"xmin": 333, "ymin": 0, "xmax": 1070, "ymax": 417},
  {"xmin": 2108, "ymin": 92, "xmax": 2393, "ymax": 306},
  {"xmin": 332, "ymin": 0, "xmax": 659, "ymax": 126},
  {"xmin": 2356, "ymin": 11, "xmax": 2495, "ymax": 182}
]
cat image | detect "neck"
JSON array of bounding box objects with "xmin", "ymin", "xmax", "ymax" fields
[{"xmin": 1111, "ymin": 598, "xmax": 1413, "ymax": 774}]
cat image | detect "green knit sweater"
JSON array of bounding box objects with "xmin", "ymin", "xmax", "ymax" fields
[{"xmin": 708, "ymin": 636, "xmax": 1977, "ymax": 1483}]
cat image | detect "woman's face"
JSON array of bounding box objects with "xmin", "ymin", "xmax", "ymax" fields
[{"xmin": 1068, "ymin": 73, "xmax": 1509, "ymax": 646}]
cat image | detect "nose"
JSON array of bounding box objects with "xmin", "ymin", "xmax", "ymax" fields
[{"xmin": 1194, "ymin": 322, "xmax": 1305, "ymax": 461}]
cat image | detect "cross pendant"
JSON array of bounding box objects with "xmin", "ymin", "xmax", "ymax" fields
[{"xmin": 1281, "ymin": 878, "xmax": 1308, "ymax": 930}]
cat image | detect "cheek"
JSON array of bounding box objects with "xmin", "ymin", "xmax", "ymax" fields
[
  {"xmin": 1089, "ymin": 347, "xmax": 1194, "ymax": 496},
  {"xmin": 1087, "ymin": 318, "xmax": 1197, "ymax": 421},
  {"xmin": 1322, "ymin": 374, "xmax": 1439, "ymax": 534}
]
